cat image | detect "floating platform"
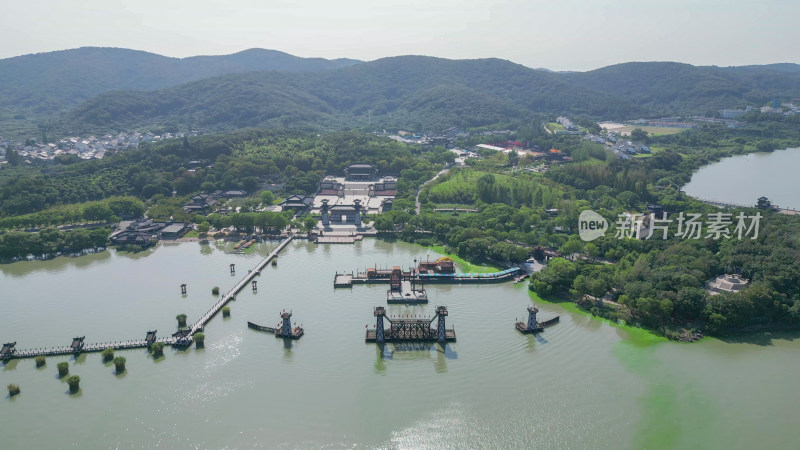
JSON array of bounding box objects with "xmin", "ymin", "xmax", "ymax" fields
[
  {"xmin": 386, "ymin": 280, "xmax": 428, "ymax": 304},
  {"xmin": 334, "ymin": 274, "xmax": 354, "ymax": 287},
  {"xmin": 365, "ymin": 329, "xmax": 455, "ymax": 343}
]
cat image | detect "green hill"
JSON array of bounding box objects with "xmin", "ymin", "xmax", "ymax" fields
[
  {"xmin": 0, "ymin": 47, "xmax": 360, "ymax": 116},
  {"xmin": 564, "ymin": 62, "xmax": 800, "ymax": 114},
  {"xmin": 61, "ymin": 56, "xmax": 642, "ymax": 133}
]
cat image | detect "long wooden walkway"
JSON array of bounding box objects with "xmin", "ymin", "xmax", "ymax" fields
[
  {"xmin": 189, "ymin": 236, "xmax": 293, "ymax": 333},
  {"xmin": 13, "ymin": 338, "xmax": 176, "ymax": 358},
  {"xmin": 5, "ymin": 237, "xmax": 294, "ymax": 360}
]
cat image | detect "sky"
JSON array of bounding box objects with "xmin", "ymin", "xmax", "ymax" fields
[{"xmin": 2, "ymin": 0, "xmax": 798, "ymax": 71}]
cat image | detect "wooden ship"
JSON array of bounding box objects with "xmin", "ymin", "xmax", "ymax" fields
[
  {"xmin": 248, "ymin": 310, "xmax": 303, "ymax": 339},
  {"xmin": 515, "ymin": 306, "xmax": 560, "ymax": 334}
]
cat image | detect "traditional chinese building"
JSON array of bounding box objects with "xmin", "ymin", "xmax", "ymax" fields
[
  {"xmin": 345, "ymin": 163, "xmax": 378, "ymax": 181},
  {"xmin": 279, "ymin": 194, "xmax": 313, "ymax": 213}
]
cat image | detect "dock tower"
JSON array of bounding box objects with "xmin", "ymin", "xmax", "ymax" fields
[
  {"xmin": 436, "ymin": 306, "xmax": 448, "ymax": 342},
  {"xmin": 515, "ymin": 305, "xmax": 559, "ymax": 334},
  {"xmin": 527, "ymin": 306, "xmax": 539, "ymax": 331},
  {"xmin": 374, "ymin": 306, "xmax": 387, "ymax": 343},
  {"xmin": 280, "ymin": 311, "xmax": 292, "ymax": 337}
]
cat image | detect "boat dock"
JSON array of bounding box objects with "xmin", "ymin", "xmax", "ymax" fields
[
  {"xmin": 3, "ymin": 237, "xmax": 294, "ymax": 361},
  {"xmin": 387, "ymin": 280, "xmax": 428, "ymax": 303},
  {"xmin": 316, "ymin": 233, "xmax": 363, "ymax": 244},
  {"xmin": 334, "ymin": 266, "xmax": 521, "ymax": 288},
  {"xmin": 385, "ymin": 266, "xmax": 428, "ymax": 303}
]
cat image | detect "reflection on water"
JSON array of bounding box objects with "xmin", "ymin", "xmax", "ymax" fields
[
  {"xmin": 0, "ymin": 249, "xmax": 112, "ymax": 277},
  {"xmin": 1, "ymin": 240, "xmax": 799, "ymax": 448}
]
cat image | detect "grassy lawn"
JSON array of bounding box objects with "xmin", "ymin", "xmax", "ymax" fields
[
  {"xmin": 617, "ymin": 126, "xmax": 685, "ymax": 136},
  {"xmin": 426, "ymin": 169, "xmax": 515, "ymax": 205},
  {"xmin": 546, "ymin": 122, "xmax": 566, "ymax": 132},
  {"xmin": 633, "ymin": 153, "xmax": 654, "ymax": 158}
]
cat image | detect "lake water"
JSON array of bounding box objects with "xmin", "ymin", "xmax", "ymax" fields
[
  {"xmin": 2, "ymin": 240, "xmax": 799, "ymax": 448},
  {"xmin": 683, "ymin": 147, "xmax": 800, "ymax": 210}
]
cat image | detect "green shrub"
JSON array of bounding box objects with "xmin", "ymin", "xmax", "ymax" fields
[
  {"xmin": 151, "ymin": 342, "xmax": 165, "ymax": 358},
  {"xmin": 176, "ymin": 314, "xmax": 187, "ymax": 328},
  {"xmin": 57, "ymin": 361, "xmax": 69, "ymax": 377},
  {"xmin": 212, "ymin": 286, "xmax": 220, "ymax": 295},
  {"xmin": 35, "ymin": 356, "xmax": 46, "ymax": 367},
  {"xmin": 7, "ymin": 384, "xmax": 20, "ymax": 396},
  {"xmin": 101, "ymin": 348, "xmax": 114, "ymax": 362},
  {"xmin": 222, "ymin": 306, "xmax": 231, "ymax": 317},
  {"xmin": 194, "ymin": 332, "xmax": 205, "ymax": 348},
  {"xmin": 66, "ymin": 375, "xmax": 80, "ymax": 393},
  {"xmin": 113, "ymin": 356, "xmax": 126, "ymax": 373}
]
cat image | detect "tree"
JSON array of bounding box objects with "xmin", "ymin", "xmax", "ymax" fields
[
  {"xmin": 113, "ymin": 356, "xmax": 126, "ymax": 374},
  {"xmin": 194, "ymin": 332, "xmax": 205, "ymax": 349},
  {"xmin": 66, "ymin": 375, "xmax": 81, "ymax": 393},
  {"xmin": 151, "ymin": 342, "xmax": 165, "ymax": 358},
  {"xmin": 302, "ymin": 216, "xmax": 318, "ymax": 232},
  {"xmin": 260, "ymin": 190, "xmax": 275, "ymax": 205},
  {"xmin": 101, "ymin": 348, "xmax": 114, "ymax": 362},
  {"xmin": 197, "ymin": 222, "xmax": 210, "ymax": 234},
  {"xmin": 57, "ymin": 361, "xmax": 69, "ymax": 377},
  {"xmin": 630, "ymin": 128, "xmax": 649, "ymax": 142},
  {"xmin": 529, "ymin": 257, "xmax": 577, "ymax": 296},
  {"xmin": 176, "ymin": 314, "xmax": 187, "ymax": 328}
]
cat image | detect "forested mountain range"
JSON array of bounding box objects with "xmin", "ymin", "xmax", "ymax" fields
[
  {"xmin": 62, "ymin": 56, "xmax": 640, "ymax": 133},
  {"xmin": 1, "ymin": 47, "xmax": 799, "ymax": 135},
  {"xmin": 0, "ymin": 47, "xmax": 360, "ymax": 115},
  {"xmin": 563, "ymin": 62, "xmax": 800, "ymax": 114}
]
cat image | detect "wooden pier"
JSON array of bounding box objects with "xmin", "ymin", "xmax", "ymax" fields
[
  {"xmin": 11, "ymin": 337, "xmax": 176, "ymax": 358},
  {"xmin": 188, "ymin": 236, "xmax": 293, "ymax": 335},
  {"xmin": 3, "ymin": 237, "xmax": 294, "ymax": 361}
]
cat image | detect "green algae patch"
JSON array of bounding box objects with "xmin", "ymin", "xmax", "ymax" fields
[
  {"xmin": 528, "ymin": 288, "xmax": 666, "ymax": 347},
  {"xmin": 423, "ymin": 245, "xmax": 500, "ymax": 273}
]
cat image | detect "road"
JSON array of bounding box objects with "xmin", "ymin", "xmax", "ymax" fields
[{"xmin": 415, "ymin": 167, "xmax": 450, "ymax": 214}]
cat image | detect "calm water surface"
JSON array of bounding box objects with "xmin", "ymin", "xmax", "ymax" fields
[
  {"xmin": 1, "ymin": 240, "xmax": 798, "ymax": 448},
  {"xmin": 683, "ymin": 147, "xmax": 800, "ymax": 209}
]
